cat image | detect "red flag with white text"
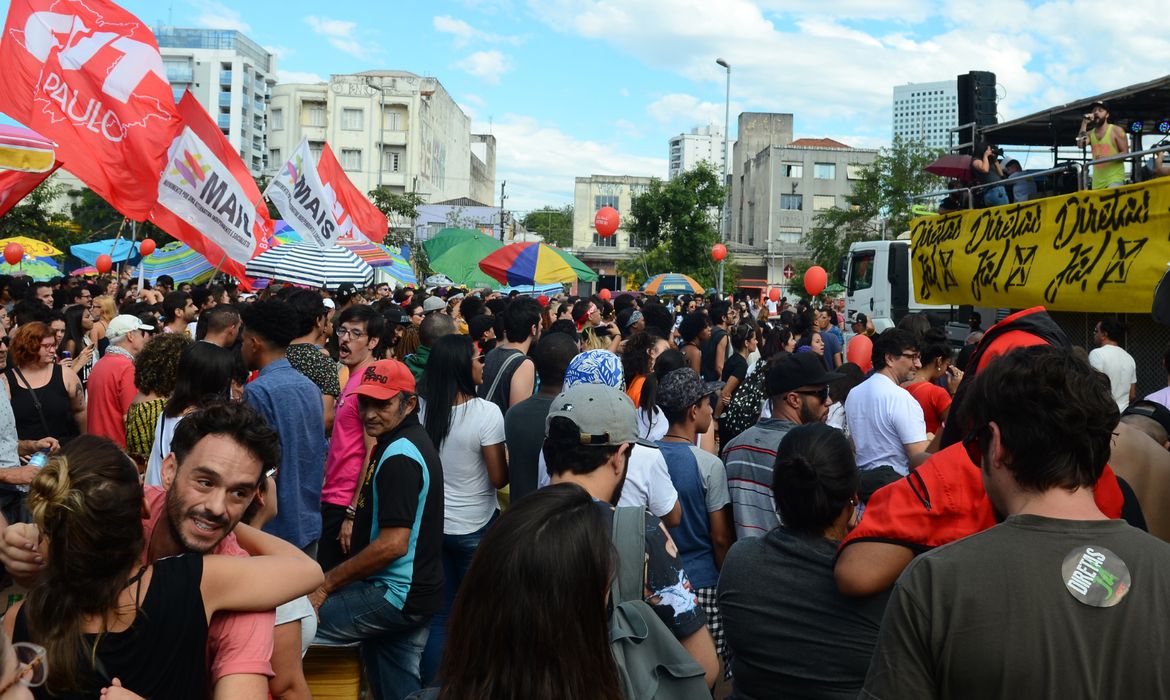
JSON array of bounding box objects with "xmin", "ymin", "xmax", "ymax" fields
[
  {"xmin": 149, "ymin": 91, "xmax": 273, "ymax": 288},
  {"xmin": 319, "ymin": 144, "xmax": 389, "ymax": 244},
  {"xmin": 0, "ymin": 0, "xmax": 180, "ymax": 220},
  {"xmin": 0, "ymin": 161, "xmax": 60, "ymax": 218}
]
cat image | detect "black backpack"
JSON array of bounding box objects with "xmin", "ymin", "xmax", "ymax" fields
[{"xmin": 718, "ymin": 358, "xmax": 769, "ymax": 445}]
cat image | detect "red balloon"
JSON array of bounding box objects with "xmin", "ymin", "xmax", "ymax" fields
[
  {"xmin": 3, "ymin": 243, "xmax": 23, "ymax": 266},
  {"xmin": 846, "ymin": 334, "xmax": 873, "ymax": 373},
  {"xmin": 768, "ymin": 287, "xmax": 781, "ymax": 302},
  {"xmin": 804, "ymin": 265, "xmax": 828, "ymax": 296},
  {"xmin": 594, "ymin": 207, "xmax": 619, "ymax": 238},
  {"xmin": 598, "ymin": 288, "xmax": 612, "ymax": 301},
  {"xmin": 95, "ymin": 254, "xmax": 113, "ymax": 274},
  {"xmin": 536, "ymin": 295, "xmax": 549, "ymax": 308},
  {"xmin": 711, "ymin": 243, "xmax": 727, "ymax": 262},
  {"xmin": 139, "ymin": 239, "xmax": 156, "ymax": 256}
]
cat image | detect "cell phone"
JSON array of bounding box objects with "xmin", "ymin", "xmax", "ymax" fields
[
  {"xmin": 60, "ymin": 351, "xmax": 71, "ymax": 360},
  {"xmin": 29, "ymin": 448, "xmax": 50, "ymax": 468}
]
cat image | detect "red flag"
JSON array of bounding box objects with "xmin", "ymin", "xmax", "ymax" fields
[
  {"xmin": 149, "ymin": 92, "xmax": 273, "ymax": 289},
  {"xmin": 0, "ymin": 0, "xmax": 181, "ymax": 220},
  {"xmin": 319, "ymin": 144, "xmax": 389, "ymax": 243},
  {"xmin": 0, "ymin": 161, "xmax": 60, "ymax": 217}
]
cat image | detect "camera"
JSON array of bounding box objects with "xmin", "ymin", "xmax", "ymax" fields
[{"xmin": 991, "ymin": 146, "xmax": 1005, "ymax": 158}]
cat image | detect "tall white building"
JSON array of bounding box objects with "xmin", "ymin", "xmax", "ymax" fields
[
  {"xmin": 156, "ymin": 27, "xmax": 276, "ymax": 175},
  {"xmin": 267, "ymin": 71, "xmax": 496, "ymax": 206},
  {"xmin": 892, "ymin": 80, "xmax": 958, "ymax": 151},
  {"xmin": 668, "ymin": 124, "xmax": 727, "ymax": 180}
]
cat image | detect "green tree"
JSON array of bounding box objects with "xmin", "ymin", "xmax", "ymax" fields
[
  {"xmin": 69, "ymin": 187, "xmax": 124, "ymax": 238},
  {"xmin": 520, "ymin": 205, "xmax": 573, "ymax": 248},
  {"xmin": 803, "ymin": 136, "xmax": 943, "ymax": 276},
  {"xmin": 625, "ymin": 162, "xmax": 728, "ymax": 288},
  {"xmin": 0, "ymin": 177, "xmax": 85, "ymax": 252},
  {"xmin": 368, "ymin": 188, "xmax": 430, "ymax": 279},
  {"xmin": 254, "ymin": 176, "xmax": 281, "ymax": 220}
]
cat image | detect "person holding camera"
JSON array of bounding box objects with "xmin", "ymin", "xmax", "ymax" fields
[
  {"xmin": 1076, "ymin": 100, "xmax": 1128, "ymax": 189},
  {"xmin": 971, "ymin": 140, "xmax": 1008, "ymax": 207}
]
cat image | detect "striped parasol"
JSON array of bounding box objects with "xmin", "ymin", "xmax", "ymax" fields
[
  {"xmin": 1, "ymin": 255, "xmax": 60, "ymax": 280},
  {"xmin": 138, "ymin": 242, "xmax": 215, "ymax": 284},
  {"xmin": 244, "ymin": 243, "xmax": 373, "ymax": 289},
  {"xmin": 478, "ymin": 242, "xmax": 597, "ymax": 286},
  {"xmin": 640, "ymin": 272, "xmax": 705, "ymax": 295},
  {"xmin": 336, "ymin": 237, "xmax": 417, "ymax": 286}
]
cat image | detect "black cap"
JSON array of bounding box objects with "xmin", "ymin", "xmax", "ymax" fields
[
  {"xmin": 384, "ymin": 307, "xmax": 411, "ymax": 326},
  {"xmin": 1123, "ymin": 400, "xmax": 1170, "ymax": 438},
  {"xmin": 765, "ymin": 353, "xmax": 844, "ymax": 396},
  {"xmin": 1089, "ymin": 100, "xmax": 1108, "ymax": 111}
]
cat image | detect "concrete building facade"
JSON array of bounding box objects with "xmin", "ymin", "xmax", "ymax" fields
[
  {"xmin": 570, "ymin": 175, "xmax": 654, "ymax": 278},
  {"xmin": 156, "ymin": 27, "xmax": 276, "ymax": 175},
  {"xmin": 668, "ymin": 124, "xmax": 727, "ymax": 180},
  {"xmin": 892, "ymin": 79, "xmax": 958, "ymax": 151},
  {"xmin": 267, "ymin": 71, "xmax": 495, "ymax": 206},
  {"xmin": 729, "ymin": 112, "xmax": 877, "ymax": 284}
]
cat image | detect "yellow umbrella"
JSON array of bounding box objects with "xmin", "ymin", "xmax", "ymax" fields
[{"xmin": 0, "ymin": 236, "xmax": 62, "ymax": 257}]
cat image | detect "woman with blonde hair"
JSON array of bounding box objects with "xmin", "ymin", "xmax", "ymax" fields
[{"xmin": 89, "ymin": 295, "xmax": 117, "ymax": 354}]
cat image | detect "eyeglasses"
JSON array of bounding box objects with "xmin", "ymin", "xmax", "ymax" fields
[
  {"xmin": 411, "ymin": 311, "xmax": 425, "ymax": 318},
  {"xmin": 792, "ymin": 387, "xmax": 830, "ymax": 402},
  {"xmin": 962, "ymin": 424, "xmax": 990, "ymax": 467},
  {"xmin": 0, "ymin": 642, "xmax": 47, "ymax": 693},
  {"xmin": 474, "ymin": 354, "xmax": 485, "ymax": 364},
  {"xmin": 0, "ymin": 337, "xmax": 7, "ymax": 346},
  {"xmin": 900, "ymin": 352, "xmax": 921, "ymax": 362},
  {"xmin": 337, "ymin": 327, "xmax": 366, "ymax": 339}
]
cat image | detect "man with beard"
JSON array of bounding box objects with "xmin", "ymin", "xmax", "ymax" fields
[
  {"xmin": 0, "ymin": 402, "xmax": 283, "ymax": 698},
  {"xmin": 319, "ymin": 305, "xmax": 383, "ymax": 571},
  {"xmin": 162, "ymin": 291, "xmax": 198, "ymax": 336},
  {"xmin": 722, "ymin": 353, "xmax": 842, "ymax": 538},
  {"xmin": 545, "ymin": 383, "xmax": 719, "ymax": 688},
  {"xmin": 844, "ymin": 328, "xmax": 928, "ymax": 496}
]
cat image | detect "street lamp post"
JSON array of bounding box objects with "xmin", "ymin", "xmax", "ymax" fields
[{"xmin": 715, "ymin": 58, "xmax": 731, "ymax": 297}]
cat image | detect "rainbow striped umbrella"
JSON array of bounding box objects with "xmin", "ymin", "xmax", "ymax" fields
[
  {"xmin": 137, "ymin": 242, "xmax": 215, "ymax": 284},
  {"xmin": 336, "ymin": 237, "xmax": 417, "ymax": 286},
  {"xmin": 641, "ymin": 272, "xmax": 704, "ymax": 295},
  {"xmin": 478, "ymin": 242, "xmax": 597, "ymax": 286}
]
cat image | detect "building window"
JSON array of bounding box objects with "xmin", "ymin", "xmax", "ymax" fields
[
  {"xmin": 341, "ymin": 108, "xmax": 363, "ymax": 131},
  {"xmin": 340, "ymin": 149, "xmax": 362, "ymax": 171},
  {"xmin": 302, "ymin": 101, "xmax": 325, "ymax": 127},
  {"xmin": 846, "ymin": 164, "xmax": 865, "ymax": 180},
  {"xmin": 271, "ymin": 108, "xmax": 283, "ymax": 131},
  {"xmin": 383, "ymin": 108, "xmax": 402, "ymax": 131},
  {"xmin": 779, "ymin": 194, "xmax": 803, "ymax": 210},
  {"xmin": 382, "ymin": 148, "xmax": 402, "ymax": 173},
  {"xmin": 813, "ymin": 163, "xmax": 836, "ymax": 180},
  {"xmin": 813, "ymin": 195, "xmax": 836, "ymax": 210},
  {"xmin": 268, "ymin": 148, "xmax": 282, "ymax": 166},
  {"xmin": 308, "ymin": 141, "xmax": 324, "ymax": 162},
  {"xmin": 775, "ymin": 230, "xmax": 801, "ymax": 244},
  {"xmin": 783, "ymin": 163, "xmax": 803, "ymax": 178}
]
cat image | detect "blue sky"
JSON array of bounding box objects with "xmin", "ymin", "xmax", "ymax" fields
[{"xmin": 6, "ymin": 0, "xmax": 1170, "ymax": 211}]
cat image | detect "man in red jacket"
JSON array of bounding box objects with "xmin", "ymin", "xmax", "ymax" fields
[{"xmin": 86, "ymin": 314, "xmax": 152, "ymax": 446}]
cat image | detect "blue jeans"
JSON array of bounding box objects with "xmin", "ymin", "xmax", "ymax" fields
[
  {"xmin": 419, "ymin": 510, "xmax": 498, "ymax": 683},
  {"xmin": 314, "ymin": 581, "xmax": 430, "ymax": 700},
  {"xmin": 982, "ymin": 185, "xmax": 1008, "ymax": 207}
]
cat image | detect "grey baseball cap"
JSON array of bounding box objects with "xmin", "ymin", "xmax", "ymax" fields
[
  {"xmin": 657, "ymin": 367, "xmax": 723, "ymax": 412},
  {"xmin": 545, "ymin": 384, "xmax": 657, "ymax": 447},
  {"xmin": 422, "ymin": 296, "xmax": 447, "ymax": 313}
]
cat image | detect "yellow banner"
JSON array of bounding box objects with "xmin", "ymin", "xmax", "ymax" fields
[{"xmin": 910, "ymin": 178, "xmax": 1170, "ymax": 312}]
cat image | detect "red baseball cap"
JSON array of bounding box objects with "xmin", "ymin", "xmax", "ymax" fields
[{"xmin": 353, "ymin": 359, "xmax": 416, "ymax": 400}]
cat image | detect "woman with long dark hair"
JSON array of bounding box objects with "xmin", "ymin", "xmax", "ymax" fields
[
  {"xmin": 6, "ymin": 435, "xmax": 322, "ymax": 699},
  {"xmin": 718, "ymin": 423, "xmax": 886, "ymax": 699},
  {"xmin": 622, "ymin": 330, "xmax": 671, "ymax": 440},
  {"xmin": 58, "ymin": 305, "xmax": 95, "ymax": 385},
  {"xmin": 428, "ymin": 483, "xmax": 620, "ymax": 699},
  {"xmin": 418, "ymin": 333, "xmax": 507, "ymax": 682},
  {"xmin": 144, "ymin": 343, "xmax": 236, "ymax": 485},
  {"xmin": 904, "ymin": 328, "xmax": 962, "ymax": 435}
]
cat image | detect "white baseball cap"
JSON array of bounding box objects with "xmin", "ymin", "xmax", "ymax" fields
[{"xmin": 106, "ymin": 314, "xmax": 154, "ymax": 342}]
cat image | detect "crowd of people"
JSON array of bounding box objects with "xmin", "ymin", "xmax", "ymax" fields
[{"xmin": 0, "ymin": 268, "xmax": 1167, "ymax": 699}]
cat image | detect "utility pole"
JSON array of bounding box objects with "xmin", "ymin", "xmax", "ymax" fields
[
  {"xmin": 716, "ymin": 58, "xmax": 731, "ymax": 297},
  {"xmin": 499, "ymin": 181, "xmax": 507, "ymax": 241}
]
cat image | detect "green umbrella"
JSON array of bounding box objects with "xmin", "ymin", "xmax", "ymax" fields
[
  {"xmin": 0, "ymin": 256, "xmax": 60, "ymax": 281},
  {"xmin": 824, "ymin": 282, "xmax": 846, "ymax": 295},
  {"xmin": 428, "ymin": 234, "xmax": 505, "ymax": 287},
  {"xmin": 422, "ymin": 228, "xmax": 500, "ymax": 263}
]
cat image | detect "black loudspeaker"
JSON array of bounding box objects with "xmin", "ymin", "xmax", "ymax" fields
[{"xmin": 957, "ymin": 71, "xmax": 997, "ymax": 152}]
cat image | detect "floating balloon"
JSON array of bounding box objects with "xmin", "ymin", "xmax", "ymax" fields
[
  {"xmin": 804, "ymin": 266, "xmax": 827, "ymax": 296},
  {"xmin": 598, "ymin": 288, "xmax": 612, "ymax": 301},
  {"xmin": 3, "ymin": 243, "xmax": 23, "ymax": 266},
  {"xmin": 594, "ymin": 207, "xmax": 619, "ymax": 238},
  {"xmin": 95, "ymin": 254, "xmax": 113, "ymax": 274},
  {"xmin": 847, "ymin": 334, "xmax": 873, "ymax": 373},
  {"xmin": 768, "ymin": 287, "xmax": 781, "ymax": 303},
  {"xmin": 711, "ymin": 243, "xmax": 727, "ymax": 262},
  {"xmin": 536, "ymin": 295, "xmax": 549, "ymax": 307},
  {"xmin": 139, "ymin": 239, "xmax": 156, "ymax": 256}
]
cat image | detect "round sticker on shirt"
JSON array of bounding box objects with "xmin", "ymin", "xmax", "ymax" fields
[{"xmin": 1061, "ymin": 546, "xmax": 1131, "ymax": 608}]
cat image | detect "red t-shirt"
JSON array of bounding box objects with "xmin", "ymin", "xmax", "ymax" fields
[
  {"xmin": 86, "ymin": 353, "xmax": 138, "ymax": 447},
  {"xmin": 906, "ymin": 381, "xmax": 951, "ymax": 435}
]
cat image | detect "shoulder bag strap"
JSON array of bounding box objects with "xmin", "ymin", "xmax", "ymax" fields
[
  {"xmin": 610, "ymin": 506, "xmax": 646, "ymax": 605},
  {"xmin": 10, "ymin": 366, "xmax": 52, "ymax": 439},
  {"xmin": 485, "ymin": 351, "xmax": 524, "ymax": 405}
]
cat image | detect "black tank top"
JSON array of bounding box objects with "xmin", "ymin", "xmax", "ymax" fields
[
  {"xmin": 5, "ymin": 364, "xmax": 80, "ymax": 444},
  {"xmin": 14, "ymin": 554, "xmax": 209, "ymax": 700}
]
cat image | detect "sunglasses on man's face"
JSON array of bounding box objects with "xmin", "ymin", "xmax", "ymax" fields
[{"xmin": 792, "ymin": 386, "xmax": 830, "ymax": 403}]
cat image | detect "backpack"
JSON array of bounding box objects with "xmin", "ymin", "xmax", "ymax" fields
[
  {"xmin": 610, "ymin": 506, "xmax": 709, "ymax": 700},
  {"xmin": 718, "ymin": 358, "xmax": 770, "ymax": 445}
]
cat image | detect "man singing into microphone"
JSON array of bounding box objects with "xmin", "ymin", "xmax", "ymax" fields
[{"xmin": 1076, "ymin": 100, "xmax": 1129, "ymax": 189}]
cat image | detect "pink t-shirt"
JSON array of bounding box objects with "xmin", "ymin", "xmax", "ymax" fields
[
  {"xmin": 141, "ymin": 487, "xmax": 276, "ymax": 682},
  {"xmin": 321, "ymin": 369, "xmax": 368, "ymax": 507},
  {"xmin": 86, "ymin": 353, "xmax": 137, "ymax": 447}
]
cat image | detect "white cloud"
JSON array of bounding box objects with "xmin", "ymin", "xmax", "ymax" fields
[
  {"xmin": 305, "ymin": 16, "xmax": 381, "ymax": 61},
  {"xmin": 189, "ymin": 0, "xmax": 250, "ymax": 32},
  {"xmin": 457, "ymin": 50, "xmax": 511, "ymax": 85},
  {"xmin": 615, "ymin": 119, "xmax": 642, "ymax": 138},
  {"xmin": 277, "ymin": 70, "xmax": 326, "ymax": 84},
  {"xmin": 647, "ymin": 94, "xmax": 736, "ymax": 128},
  {"xmin": 473, "ymin": 115, "xmax": 666, "ymax": 210},
  {"xmin": 433, "ymin": 15, "xmax": 524, "ymax": 46},
  {"xmin": 619, "ymin": 87, "xmax": 630, "ymax": 97}
]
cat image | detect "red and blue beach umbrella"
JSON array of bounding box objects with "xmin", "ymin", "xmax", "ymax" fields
[
  {"xmin": 641, "ymin": 272, "xmax": 704, "ymax": 295},
  {"xmin": 478, "ymin": 242, "xmax": 598, "ymax": 286}
]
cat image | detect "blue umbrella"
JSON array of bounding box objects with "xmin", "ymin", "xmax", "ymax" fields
[{"xmin": 70, "ymin": 238, "xmax": 141, "ymax": 265}]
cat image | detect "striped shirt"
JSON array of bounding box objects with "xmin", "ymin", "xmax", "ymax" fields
[{"xmin": 721, "ymin": 418, "xmax": 795, "ymax": 539}]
